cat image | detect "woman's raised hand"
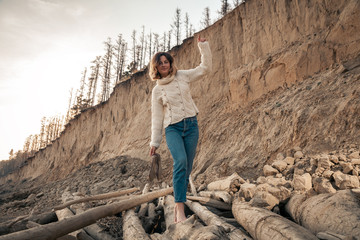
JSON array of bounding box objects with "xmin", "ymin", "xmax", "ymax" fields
[{"xmin": 197, "ymin": 35, "xmax": 206, "ymax": 42}]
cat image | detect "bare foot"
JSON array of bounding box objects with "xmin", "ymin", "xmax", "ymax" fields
[{"xmin": 175, "ymin": 202, "xmax": 187, "ymax": 223}]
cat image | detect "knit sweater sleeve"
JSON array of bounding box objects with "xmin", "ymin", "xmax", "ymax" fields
[
  {"xmin": 183, "ymin": 41, "xmax": 212, "ymax": 82},
  {"xmin": 150, "ymin": 86, "xmax": 163, "ymax": 148}
]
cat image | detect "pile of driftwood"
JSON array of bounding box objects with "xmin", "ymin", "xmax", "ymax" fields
[{"xmin": 1, "ymin": 147, "xmax": 360, "ymax": 240}]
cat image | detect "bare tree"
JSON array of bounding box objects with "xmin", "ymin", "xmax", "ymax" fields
[
  {"xmin": 88, "ymin": 56, "xmax": 101, "ymax": 105},
  {"xmin": 162, "ymin": 32, "xmax": 167, "ymax": 51},
  {"xmin": 201, "ymin": 7, "xmax": 211, "ymax": 28},
  {"xmin": 148, "ymin": 30, "xmax": 152, "ymax": 62},
  {"xmin": 140, "ymin": 26, "xmax": 145, "ymax": 69},
  {"xmin": 171, "ymin": 8, "xmax": 182, "ymax": 46},
  {"xmin": 113, "ymin": 35, "xmax": 127, "ymax": 84},
  {"xmin": 233, "ymin": 0, "xmax": 243, "ymax": 8},
  {"xmin": 167, "ymin": 30, "xmax": 172, "ymax": 50},
  {"xmin": 184, "ymin": 12, "xmax": 190, "ymax": 39},
  {"xmin": 153, "ymin": 33, "xmax": 160, "ymax": 54},
  {"xmin": 100, "ymin": 37, "xmax": 113, "ymax": 102},
  {"xmin": 219, "ymin": 0, "xmax": 231, "ymax": 17},
  {"xmin": 39, "ymin": 117, "xmax": 47, "ymax": 149}
]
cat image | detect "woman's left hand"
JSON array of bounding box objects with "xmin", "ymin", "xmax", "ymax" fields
[{"xmin": 197, "ymin": 35, "xmax": 207, "ymax": 42}]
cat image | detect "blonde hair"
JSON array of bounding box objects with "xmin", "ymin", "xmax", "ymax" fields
[{"xmin": 149, "ymin": 52, "xmax": 177, "ymax": 80}]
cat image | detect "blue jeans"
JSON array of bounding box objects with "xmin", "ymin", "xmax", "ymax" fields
[{"xmin": 165, "ymin": 116, "xmax": 199, "ymax": 202}]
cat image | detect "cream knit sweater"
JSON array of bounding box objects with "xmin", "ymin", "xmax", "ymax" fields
[{"xmin": 150, "ymin": 41, "xmax": 212, "ymax": 148}]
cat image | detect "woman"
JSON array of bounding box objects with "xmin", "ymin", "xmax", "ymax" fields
[{"xmin": 149, "ymin": 35, "xmax": 212, "ymax": 223}]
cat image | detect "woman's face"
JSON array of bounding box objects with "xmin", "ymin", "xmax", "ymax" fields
[{"xmin": 157, "ymin": 55, "xmax": 170, "ymax": 78}]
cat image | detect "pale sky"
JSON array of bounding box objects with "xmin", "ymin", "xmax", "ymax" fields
[{"xmin": 0, "ymin": 0, "xmax": 223, "ymax": 160}]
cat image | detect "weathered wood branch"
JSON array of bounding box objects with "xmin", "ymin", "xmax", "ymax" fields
[
  {"xmin": 0, "ymin": 187, "xmax": 173, "ymax": 240},
  {"xmin": 232, "ymin": 198, "xmax": 318, "ymax": 240},
  {"xmin": 198, "ymin": 190, "xmax": 232, "ymax": 204},
  {"xmin": 186, "ymin": 196, "xmax": 231, "ymax": 210},
  {"xmin": 207, "ymin": 173, "xmax": 244, "ymax": 193},
  {"xmin": 189, "ymin": 174, "xmax": 198, "ymax": 196},
  {"xmin": 53, "ymin": 187, "xmax": 139, "ymax": 211},
  {"xmin": 285, "ymin": 189, "xmax": 360, "ymax": 237},
  {"xmin": 123, "ymin": 209, "xmax": 150, "ymax": 240},
  {"xmin": 185, "ymin": 200, "xmax": 252, "ymax": 240}
]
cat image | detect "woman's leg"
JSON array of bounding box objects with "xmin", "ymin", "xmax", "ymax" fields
[
  {"xmin": 183, "ymin": 117, "xmax": 199, "ymax": 189},
  {"xmin": 165, "ymin": 123, "xmax": 188, "ymax": 203}
]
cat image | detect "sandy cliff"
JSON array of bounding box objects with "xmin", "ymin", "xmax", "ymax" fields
[{"xmin": 1, "ymin": 0, "xmax": 360, "ymax": 184}]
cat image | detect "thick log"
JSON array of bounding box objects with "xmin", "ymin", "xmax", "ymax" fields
[
  {"xmin": 198, "ymin": 190, "xmax": 232, "ymax": 204},
  {"xmin": 76, "ymin": 231, "xmax": 96, "ymax": 240},
  {"xmin": 232, "ymin": 198, "xmax": 318, "ymax": 240},
  {"xmin": 285, "ymin": 189, "xmax": 360, "ymax": 237},
  {"xmin": 185, "ymin": 200, "xmax": 252, "ymax": 240},
  {"xmin": 123, "ymin": 209, "xmax": 150, "ymax": 240},
  {"xmin": 186, "ymin": 196, "xmax": 231, "ymax": 210},
  {"xmin": 163, "ymin": 195, "xmax": 175, "ymax": 229},
  {"xmin": 207, "ymin": 173, "xmax": 245, "ymax": 193},
  {"xmin": 53, "ymin": 187, "xmax": 139, "ymax": 211},
  {"xmin": 55, "ymin": 208, "xmax": 81, "ymax": 237},
  {"xmin": 0, "ymin": 187, "xmax": 173, "ymax": 240},
  {"xmin": 74, "ymin": 209, "xmax": 115, "ymax": 240},
  {"xmin": 162, "ymin": 215, "xmax": 229, "ymax": 239}
]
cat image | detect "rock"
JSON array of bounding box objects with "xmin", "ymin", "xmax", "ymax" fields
[
  {"xmin": 263, "ymin": 165, "xmax": 279, "ymax": 176},
  {"xmin": 294, "ymin": 151, "xmax": 304, "ymax": 159},
  {"xmin": 353, "ymin": 167, "xmax": 359, "ymax": 177},
  {"xmin": 313, "ymin": 177, "xmax": 336, "ymax": 194},
  {"xmin": 338, "ymin": 154, "xmax": 347, "ymax": 162},
  {"xmin": 267, "ymin": 176, "xmax": 291, "ymax": 188},
  {"xmin": 239, "ymin": 183, "xmax": 257, "ymax": 201},
  {"xmin": 333, "ymin": 171, "xmax": 360, "ymax": 189},
  {"xmin": 316, "ymin": 155, "xmax": 332, "ymax": 174},
  {"xmin": 250, "ymin": 191, "xmax": 279, "ymax": 210},
  {"xmin": 272, "ymin": 160, "xmax": 288, "ymax": 172},
  {"xmin": 349, "ymin": 151, "xmax": 360, "ymax": 159},
  {"xmin": 351, "ymin": 159, "xmax": 360, "ymax": 165},
  {"xmin": 276, "ymin": 153, "xmax": 285, "ymax": 161},
  {"xmin": 284, "ymin": 157, "xmax": 295, "ymax": 166},
  {"xmin": 323, "ymin": 170, "xmax": 334, "ymax": 179},
  {"xmin": 255, "ymin": 183, "xmax": 291, "ymax": 202},
  {"xmin": 340, "ymin": 162, "xmax": 353, "ymax": 174},
  {"xmin": 329, "ymin": 155, "xmax": 339, "ymax": 164},
  {"xmin": 293, "ymin": 173, "xmax": 312, "ymax": 192},
  {"xmin": 256, "ymin": 176, "xmax": 267, "ymax": 184}
]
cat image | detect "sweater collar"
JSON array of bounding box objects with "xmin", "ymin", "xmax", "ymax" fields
[{"xmin": 157, "ymin": 74, "xmax": 175, "ymax": 85}]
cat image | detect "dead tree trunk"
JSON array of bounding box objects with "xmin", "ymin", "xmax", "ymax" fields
[
  {"xmin": 207, "ymin": 173, "xmax": 244, "ymax": 193},
  {"xmin": 232, "ymin": 198, "xmax": 318, "ymax": 240},
  {"xmin": 185, "ymin": 200, "xmax": 252, "ymax": 240},
  {"xmin": 198, "ymin": 191, "xmax": 232, "ymax": 204},
  {"xmin": 0, "ymin": 187, "xmax": 173, "ymax": 240},
  {"xmin": 123, "ymin": 209, "xmax": 150, "ymax": 240},
  {"xmin": 285, "ymin": 189, "xmax": 360, "ymax": 238}
]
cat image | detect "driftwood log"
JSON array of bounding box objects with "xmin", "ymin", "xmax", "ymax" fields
[
  {"xmin": 198, "ymin": 190, "xmax": 232, "ymax": 204},
  {"xmin": 123, "ymin": 209, "xmax": 150, "ymax": 240},
  {"xmin": 207, "ymin": 173, "xmax": 244, "ymax": 193},
  {"xmin": 163, "ymin": 195, "xmax": 175, "ymax": 229},
  {"xmin": 138, "ymin": 184, "xmax": 150, "ymax": 218},
  {"xmin": 285, "ymin": 189, "xmax": 360, "ymax": 237},
  {"xmin": 53, "ymin": 187, "xmax": 139, "ymax": 211},
  {"xmin": 162, "ymin": 215, "xmax": 229, "ymax": 240},
  {"xmin": 232, "ymin": 198, "xmax": 318, "ymax": 240},
  {"xmin": 189, "ymin": 174, "xmax": 198, "ymax": 196},
  {"xmin": 185, "ymin": 200, "xmax": 252, "ymax": 240},
  {"xmin": 0, "ymin": 187, "xmax": 173, "ymax": 240},
  {"xmin": 186, "ymin": 196, "xmax": 231, "ymax": 210}
]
